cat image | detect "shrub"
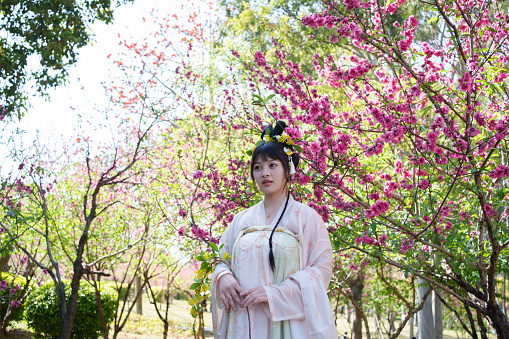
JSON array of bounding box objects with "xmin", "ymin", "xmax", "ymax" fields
[
  {"xmin": 25, "ymin": 280, "xmax": 117, "ymax": 339},
  {"xmin": 101, "ymin": 280, "xmax": 130, "ymax": 301},
  {"xmin": 0, "ymin": 272, "xmax": 30, "ymax": 325}
]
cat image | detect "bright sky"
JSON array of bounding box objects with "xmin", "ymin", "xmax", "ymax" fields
[
  {"xmin": 13, "ymin": 0, "xmax": 178, "ymax": 145},
  {"xmin": 0, "ymin": 0, "xmax": 186, "ymax": 173}
]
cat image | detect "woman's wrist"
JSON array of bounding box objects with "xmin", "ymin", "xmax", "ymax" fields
[{"xmin": 216, "ymin": 270, "xmax": 232, "ymax": 284}]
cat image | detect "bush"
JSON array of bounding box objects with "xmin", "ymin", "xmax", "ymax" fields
[
  {"xmin": 0, "ymin": 272, "xmax": 30, "ymax": 325},
  {"xmin": 102, "ymin": 280, "xmax": 130, "ymax": 301},
  {"xmin": 25, "ymin": 280, "xmax": 117, "ymax": 339}
]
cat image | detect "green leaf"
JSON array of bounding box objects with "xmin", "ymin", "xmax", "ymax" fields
[
  {"xmin": 190, "ymin": 282, "xmax": 201, "ymax": 290},
  {"xmin": 266, "ymin": 94, "xmax": 276, "ymax": 101},
  {"xmin": 294, "ymin": 144, "xmax": 303, "ymax": 153},
  {"xmin": 427, "ymin": 16, "xmax": 439, "ymax": 25},
  {"xmin": 209, "ymin": 242, "xmax": 219, "ymax": 252}
]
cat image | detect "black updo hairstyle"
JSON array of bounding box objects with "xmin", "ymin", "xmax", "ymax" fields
[
  {"xmin": 249, "ymin": 120, "xmax": 300, "ymax": 271},
  {"xmin": 249, "ymin": 120, "xmax": 300, "ymax": 185}
]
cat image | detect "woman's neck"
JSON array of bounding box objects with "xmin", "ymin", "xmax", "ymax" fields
[{"xmin": 263, "ymin": 189, "xmax": 288, "ymax": 212}]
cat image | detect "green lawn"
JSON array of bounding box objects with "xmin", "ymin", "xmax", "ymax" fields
[{"xmin": 6, "ymin": 295, "xmax": 498, "ymax": 338}]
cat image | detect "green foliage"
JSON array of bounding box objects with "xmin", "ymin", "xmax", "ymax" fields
[
  {"xmin": 189, "ymin": 242, "xmax": 226, "ymax": 318},
  {"xmin": 0, "ymin": 0, "xmax": 134, "ymax": 119},
  {"xmin": 25, "ymin": 280, "xmax": 117, "ymax": 339},
  {"xmin": 0, "ymin": 272, "xmax": 29, "ymax": 325},
  {"xmin": 101, "ymin": 281, "xmax": 131, "ymax": 302}
]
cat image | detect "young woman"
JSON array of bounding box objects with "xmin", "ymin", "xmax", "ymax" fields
[{"xmin": 211, "ymin": 121, "xmax": 337, "ymax": 338}]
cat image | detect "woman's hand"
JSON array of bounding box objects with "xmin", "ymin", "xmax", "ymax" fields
[
  {"xmin": 219, "ymin": 274, "xmax": 243, "ymax": 311},
  {"xmin": 240, "ymin": 286, "xmax": 267, "ymax": 308}
]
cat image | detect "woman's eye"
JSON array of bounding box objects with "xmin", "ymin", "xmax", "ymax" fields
[
  {"xmin": 254, "ymin": 166, "xmax": 261, "ymax": 170},
  {"xmin": 270, "ymin": 163, "xmax": 277, "ymax": 167}
]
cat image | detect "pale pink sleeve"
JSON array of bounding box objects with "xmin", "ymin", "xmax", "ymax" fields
[
  {"xmin": 263, "ymin": 210, "xmax": 337, "ymax": 338},
  {"xmin": 211, "ymin": 218, "xmax": 235, "ymax": 338}
]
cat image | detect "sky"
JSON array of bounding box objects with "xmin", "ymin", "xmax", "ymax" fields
[
  {"xmin": 1, "ymin": 0, "xmax": 219, "ymax": 176},
  {"xmin": 15, "ymin": 0, "xmax": 179, "ymax": 145}
]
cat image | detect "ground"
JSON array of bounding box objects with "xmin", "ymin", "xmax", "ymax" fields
[{"xmin": 6, "ymin": 296, "xmax": 497, "ymax": 338}]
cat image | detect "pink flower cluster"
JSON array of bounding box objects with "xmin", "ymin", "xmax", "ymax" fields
[
  {"xmin": 301, "ymin": 11, "xmax": 338, "ymax": 30},
  {"xmin": 399, "ymin": 238, "xmax": 414, "ymax": 254},
  {"xmin": 355, "ymin": 234, "xmax": 375, "ymax": 246},
  {"xmin": 365, "ymin": 201, "xmax": 390, "ymax": 219},
  {"xmin": 399, "ymin": 15, "xmax": 418, "ymax": 52},
  {"xmin": 488, "ymin": 165, "xmax": 509, "ymax": 179},
  {"xmin": 190, "ymin": 225, "xmax": 209, "ymax": 241},
  {"xmin": 10, "ymin": 300, "xmax": 21, "ymax": 308}
]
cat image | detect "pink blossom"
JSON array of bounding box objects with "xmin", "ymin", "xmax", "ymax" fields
[
  {"xmin": 387, "ymin": 3, "xmax": 398, "ymax": 14},
  {"xmin": 494, "ymin": 72, "xmax": 507, "ymax": 83},
  {"xmin": 254, "ymin": 51, "xmax": 267, "ymax": 67},
  {"xmin": 178, "ymin": 227, "xmax": 185, "ymax": 236},
  {"xmin": 417, "ymin": 179, "xmax": 430, "ymax": 190},
  {"xmin": 488, "ymin": 165, "xmax": 509, "ymax": 179},
  {"xmin": 343, "ymin": 0, "xmax": 360, "ymax": 10},
  {"xmin": 192, "ymin": 170, "xmax": 204, "ymax": 180}
]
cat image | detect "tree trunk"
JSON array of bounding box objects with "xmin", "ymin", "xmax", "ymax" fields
[
  {"xmin": 0, "ymin": 254, "xmax": 10, "ymax": 272},
  {"xmin": 502, "ymin": 272, "xmax": 507, "ymax": 317},
  {"xmin": 417, "ymin": 278, "xmax": 434, "ymax": 339},
  {"xmin": 136, "ymin": 275, "xmax": 143, "ymax": 315},
  {"xmin": 409, "ymin": 315, "xmax": 414, "ymax": 339},
  {"xmin": 388, "ymin": 311, "xmax": 396, "ymax": 333},
  {"xmin": 93, "ymin": 280, "xmax": 109, "ymax": 339},
  {"xmin": 487, "ymin": 303, "xmax": 509, "ymax": 339},
  {"xmin": 348, "ymin": 271, "xmax": 365, "ymax": 339},
  {"xmin": 163, "ymin": 321, "xmax": 169, "ymax": 339},
  {"xmin": 59, "ymin": 268, "xmax": 83, "ymax": 339},
  {"xmin": 433, "ymin": 290, "xmax": 443, "ymax": 339}
]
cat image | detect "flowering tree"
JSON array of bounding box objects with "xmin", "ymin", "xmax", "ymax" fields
[{"xmin": 186, "ymin": 0, "xmax": 509, "ymax": 337}]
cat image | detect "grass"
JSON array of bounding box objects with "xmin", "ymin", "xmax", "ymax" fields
[{"xmin": 6, "ymin": 294, "xmax": 499, "ymax": 338}]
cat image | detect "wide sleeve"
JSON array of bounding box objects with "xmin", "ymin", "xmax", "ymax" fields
[
  {"xmin": 211, "ymin": 217, "xmax": 236, "ymax": 339},
  {"xmin": 262, "ymin": 209, "xmax": 337, "ymax": 338}
]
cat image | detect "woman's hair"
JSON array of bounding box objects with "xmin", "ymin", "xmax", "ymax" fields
[
  {"xmin": 249, "ymin": 121, "xmax": 300, "ymax": 185},
  {"xmin": 249, "ymin": 120, "xmax": 300, "ymax": 271}
]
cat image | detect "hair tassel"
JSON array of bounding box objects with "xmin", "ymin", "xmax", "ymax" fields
[{"xmin": 289, "ymin": 156, "xmax": 296, "ymax": 175}]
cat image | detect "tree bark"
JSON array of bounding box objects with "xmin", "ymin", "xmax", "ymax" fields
[
  {"xmin": 433, "ymin": 290, "xmax": 443, "ymax": 339},
  {"xmin": 348, "ymin": 271, "xmax": 365, "ymax": 339},
  {"xmin": 136, "ymin": 275, "xmax": 143, "ymax": 315},
  {"xmin": 93, "ymin": 279, "xmax": 109, "ymax": 339},
  {"xmin": 487, "ymin": 304, "xmax": 509, "ymax": 339},
  {"xmin": 163, "ymin": 321, "xmax": 169, "ymax": 339},
  {"xmin": 417, "ymin": 278, "xmax": 434, "ymax": 339}
]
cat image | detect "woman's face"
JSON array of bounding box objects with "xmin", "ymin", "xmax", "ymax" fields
[{"xmin": 252, "ymin": 156, "xmax": 287, "ymax": 196}]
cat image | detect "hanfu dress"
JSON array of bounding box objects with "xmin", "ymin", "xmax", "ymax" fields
[{"xmin": 211, "ymin": 196, "xmax": 337, "ymax": 339}]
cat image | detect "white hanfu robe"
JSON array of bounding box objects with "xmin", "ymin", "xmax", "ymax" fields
[{"xmin": 211, "ymin": 196, "xmax": 337, "ymax": 339}]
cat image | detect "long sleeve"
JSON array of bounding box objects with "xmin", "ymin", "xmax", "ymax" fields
[
  {"xmin": 262, "ymin": 209, "xmax": 336, "ymax": 338},
  {"xmin": 211, "ymin": 216, "xmax": 236, "ymax": 338}
]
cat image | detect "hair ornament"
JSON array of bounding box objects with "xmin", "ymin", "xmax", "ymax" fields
[
  {"xmin": 289, "ymin": 157, "xmax": 296, "ymax": 175},
  {"xmin": 275, "ymin": 133, "xmax": 293, "ymax": 146},
  {"xmin": 283, "ymin": 147, "xmax": 294, "ymax": 156},
  {"xmin": 246, "ymin": 120, "xmax": 303, "ymax": 156}
]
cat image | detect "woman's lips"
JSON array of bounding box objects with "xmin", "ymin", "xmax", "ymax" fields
[{"xmin": 262, "ymin": 180, "xmax": 272, "ymax": 186}]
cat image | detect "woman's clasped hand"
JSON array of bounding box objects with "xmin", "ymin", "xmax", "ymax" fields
[
  {"xmin": 219, "ymin": 274, "xmax": 268, "ymax": 309},
  {"xmin": 218, "ymin": 274, "xmax": 243, "ymax": 311}
]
